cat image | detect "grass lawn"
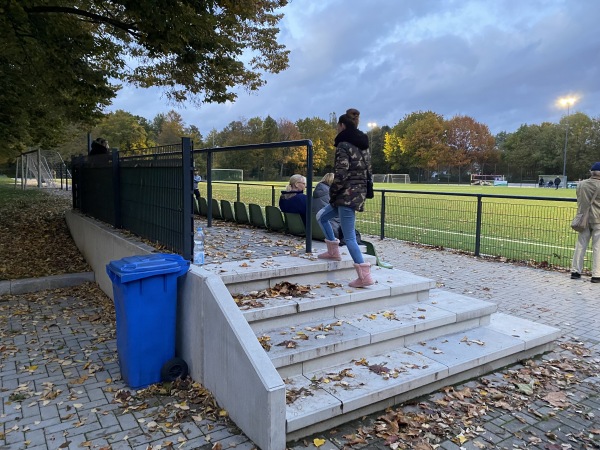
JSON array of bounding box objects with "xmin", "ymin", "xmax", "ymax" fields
[{"xmin": 0, "ymin": 174, "xmax": 49, "ymax": 206}]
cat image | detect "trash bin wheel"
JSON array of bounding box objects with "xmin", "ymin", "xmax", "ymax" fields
[{"xmin": 161, "ymin": 357, "xmax": 189, "ymax": 382}]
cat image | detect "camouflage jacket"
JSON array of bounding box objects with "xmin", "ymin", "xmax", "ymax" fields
[{"xmin": 330, "ymin": 141, "xmax": 372, "ymax": 212}]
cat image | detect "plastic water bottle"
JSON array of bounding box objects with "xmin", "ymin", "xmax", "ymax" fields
[{"xmin": 193, "ymin": 227, "xmax": 205, "ymax": 265}]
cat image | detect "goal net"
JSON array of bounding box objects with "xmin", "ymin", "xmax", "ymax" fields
[
  {"xmin": 538, "ymin": 175, "xmax": 566, "ymax": 187},
  {"xmin": 470, "ymin": 174, "xmax": 504, "ymax": 186},
  {"xmin": 211, "ymin": 169, "xmax": 243, "ymax": 181},
  {"xmin": 372, "ymin": 174, "xmax": 411, "ymax": 183}
]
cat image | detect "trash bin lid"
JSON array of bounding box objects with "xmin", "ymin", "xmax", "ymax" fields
[{"xmin": 106, "ymin": 254, "xmax": 189, "ymax": 283}]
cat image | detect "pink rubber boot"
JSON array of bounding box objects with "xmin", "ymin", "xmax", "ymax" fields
[
  {"xmin": 349, "ymin": 263, "xmax": 374, "ymax": 288},
  {"xmin": 317, "ymin": 239, "xmax": 342, "ymax": 261}
]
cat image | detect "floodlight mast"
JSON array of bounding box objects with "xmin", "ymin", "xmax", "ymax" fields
[{"xmin": 558, "ymin": 96, "xmax": 577, "ymax": 188}]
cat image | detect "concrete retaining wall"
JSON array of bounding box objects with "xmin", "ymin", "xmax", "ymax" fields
[
  {"xmin": 65, "ymin": 210, "xmax": 286, "ymax": 450},
  {"xmin": 65, "ymin": 210, "xmax": 155, "ymax": 298}
]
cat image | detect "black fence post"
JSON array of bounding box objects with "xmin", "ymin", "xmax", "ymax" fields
[
  {"xmin": 71, "ymin": 156, "xmax": 78, "ymax": 209},
  {"xmin": 271, "ymin": 185, "xmax": 276, "ymax": 206},
  {"xmin": 206, "ymin": 149, "xmax": 213, "ymax": 227},
  {"xmin": 237, "ymin": 183, "xmax": 241, "ymax": 202},
  {"xmin": 380, "ymin": 191, "xmax": 386, "ymax": 240},
  {"xmin": 112, "ymin": 149, "xmax": 122, "ymax": 229},
  {"xmin": 182, "ymin": 137, "xmax": 193, "ymax": 261},
  {"xmin": 305, "ymin": 141, "xmax": 313, "ymax": 253},
  {"xmin": 474, "ymin": 195, "xmax": 482, "ymax": 256}
]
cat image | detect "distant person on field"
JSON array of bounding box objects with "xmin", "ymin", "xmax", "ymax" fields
[
  {"xmin": 554, "ymin": 176, "xmax": 561, "ymax": 189},
  {"xmin": 193, "ymin": 169, "xmax": 202, "ymax": 202},
  {"xmin": 279, "ymin": 174, "xmax": 308, "ymax": 225},
  {"xmin": 312, "ymin": 173, "xmax": 341, "ymax": 239},
  {"xmin": 89, "ymin": 137, "xmax": 109, "ymax": 156},
  {"xmin": 571, "ymin": 162, "xmax": 600, "ymax": 283},
  {"xmin": 539, "ymin": 177, "xmax": 544, "ymax": 187}
]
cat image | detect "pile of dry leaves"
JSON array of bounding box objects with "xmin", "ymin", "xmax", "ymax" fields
[{"xmin": 0, "ymin": 190, "xmax": 90, "ymax": 280}]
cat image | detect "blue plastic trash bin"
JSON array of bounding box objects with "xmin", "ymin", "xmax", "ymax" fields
[{"xmin": 106, "ymin": 253, "xmax": 190, "ymax": 389}]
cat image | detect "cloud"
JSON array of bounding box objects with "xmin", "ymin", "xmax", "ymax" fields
[{"xmin": 107, "ymin": 0, "xmax": 600, "ymax": 136}]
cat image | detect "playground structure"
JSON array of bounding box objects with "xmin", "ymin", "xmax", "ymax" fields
[
  {"xmin": 14, "ymin": 149, "xmax": 71, "ymax": 189},
  {"xmin": 470, "ymin": 174, "xmax": 506, "ymax": 186},
  {"xmin": 372, "ymin": 173, "xmax": 411, "ymax": 183}
]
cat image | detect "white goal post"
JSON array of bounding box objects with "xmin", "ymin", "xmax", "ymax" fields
[
  {"xmin": 211, "ymin": 169, "xmax": 244, "ymax": 181},
  {"xmin": 470, "ymin": 174, "xmax": 505, "ymax": 186},
  {"xmin": 372, "ymin": 173, "xmax": 411, "ymax": 183},
  {"xmin": 538, "ymin": 175, "xmax": 566, "ymax": 187}
]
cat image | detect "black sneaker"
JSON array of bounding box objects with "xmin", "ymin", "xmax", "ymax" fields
[
  {"xmin": 592, "ymin": 277, "xmax": 600, "ymax": 283},
  {"xmin": 571, "ymin": 272, "xmax": 581, "ymax": 279}
]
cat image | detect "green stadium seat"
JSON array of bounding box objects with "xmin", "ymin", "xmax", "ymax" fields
[
  {"xmin": 311, "ymin": 215, "xmax": 326, "ymax": 241},
  {"xmin": 234, "ymin": 201, "xmax": 249, "ymax": 224},
  {"xmin": 284, "ymin": 212, "xmax": 305, "ymax": 236},
  {"xmin": 265, "ymin": 206, "xmax": 286, "ymax": 232},
  {"xmin": 362, "ymin": 239, "xmax": 393, "ymax": 269},
  {"xmin": 199, "ymin": 197, "xmax": 208, "ymax": 216},
  {"xmin": 211, "ymin": 198, "xmax": 222, "ymax": 220},
  {"xmin": 221, "ymin": 200, "xmax": 235, "ymax": 222},
  {"xmin": 249, "ymin": 203, "xmax": 266, "ymax": 228}
]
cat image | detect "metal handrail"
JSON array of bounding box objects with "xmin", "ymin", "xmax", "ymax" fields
[{"xmin": 194, "ymin": 140, "xmax": 315, "ymax": 253}]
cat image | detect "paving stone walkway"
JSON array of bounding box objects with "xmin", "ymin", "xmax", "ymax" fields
[{"xmin": 2, "ymin": 221, "xmax": 600, "ymax": 450}]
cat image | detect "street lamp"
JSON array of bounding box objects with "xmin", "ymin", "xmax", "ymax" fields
[
  {"xmin": 558, "ymin": 96, "xmax": 577, "ymax": 187},
  {"xmin": 366, "ymin": 122, "xmax": 377, "ymax": 148}
]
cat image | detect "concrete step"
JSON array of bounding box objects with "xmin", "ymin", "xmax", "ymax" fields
[
  {"xmin": 285, "ymin": 313, "xmax": 561, "ymax": 438},
  {"xmin": 258, "ymin": 290, "xmax": 497, "ymax": 376},
  {"xmin": 201, "ymin": 253, "xmax": 560, "ymax": 445},
  {"xmin": 240, "ymin": 268, "xmax": 437, "ymax": 331},
  {"xmin": 205, "ymin": 252, "xmax": 374, "ymax": 294}
]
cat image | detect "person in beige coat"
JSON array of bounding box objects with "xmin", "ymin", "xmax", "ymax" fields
[{"xmin": 571, "ymin": 161, "xmax": 600, "ymax": 283}]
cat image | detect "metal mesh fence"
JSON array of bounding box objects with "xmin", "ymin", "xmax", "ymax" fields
[
  {"xmin": 207, "ymin": 184, "xmax": 584, "ymax": 272},
  {"xmin": 211, "ymin": 182, "xmax": 283, "ymax": 207},
  {"xmin": 72, "ymin": 140, "xmax": 194, "ymax": 258}
]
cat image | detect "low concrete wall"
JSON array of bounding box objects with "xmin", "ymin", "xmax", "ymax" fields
[
  {"xmin": 178, "ymin": 267, "xmax": 286, "ymax": 450},
  {"xmin": 66, "ymin": 210, "xmax": 286, "ymax": 450},
  {"xmin": 0, "ymin": 272, "xmax": 95, "ymax": 296},
  {"xmin": 65, "ymin": 211, "xmax": 155, "ymax": 298}
]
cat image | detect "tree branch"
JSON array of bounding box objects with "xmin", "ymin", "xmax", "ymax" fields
[{"xmin": 24, "ymin": 5, "xmax": 141, "ymax": 38}]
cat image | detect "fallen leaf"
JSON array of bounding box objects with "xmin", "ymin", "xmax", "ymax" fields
[{"xmin": 313, "ymin": 438, "xmax": 326, "ymax": 447}]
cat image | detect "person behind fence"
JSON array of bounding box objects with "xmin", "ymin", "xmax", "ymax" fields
[
  {"xmin": 554, "ymin": 176, "xmax": 561, "ymax": 189},
  {"xmin": 317, "ymin": 113, "xmax": 373, "ymax": 288},
  {"xmin": 312, "ymin": 173, "xmax": 341, "ymax": 239},
  {"xmin": 279, "ymin": 174, "xmax": 308, "ymax": 225},
  {"xmin": 539, "ymin": 177, "xmax": 544, "ymax": 187},
  {"xmin": 89, "ymin": 137, "xmax": 109, "ymax": 156},
  {"xmin": 193, "ymin": 169, "xmax": 202, "ymax": 202},
  {"xmin": 571, "ymin": 162, "xmax": 600, "ymax": 283}
]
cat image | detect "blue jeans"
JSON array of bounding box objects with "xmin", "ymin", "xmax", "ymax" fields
[{"xmin": 317, "ymin": 204, "xmax": 364, "ymax": 264}]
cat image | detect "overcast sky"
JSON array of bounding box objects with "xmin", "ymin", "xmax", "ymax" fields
[{"xmin": 108, "ymin": 0, "xmax": 600, "ymax": 137}]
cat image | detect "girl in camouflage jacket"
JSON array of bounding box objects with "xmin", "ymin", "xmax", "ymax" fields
[{"xmin": 317, "ymin": 114, "xmax": 374, "ymax": 287}]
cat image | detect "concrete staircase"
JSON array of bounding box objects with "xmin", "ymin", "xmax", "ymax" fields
[{"xmin": 206, "ymin": 248, "xmax": 561, "ymax": 444}]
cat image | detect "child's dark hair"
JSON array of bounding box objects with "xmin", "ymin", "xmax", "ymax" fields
[{"xmin": 338, "ymin": 114, "xmax": 356, "ymax": 129}]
